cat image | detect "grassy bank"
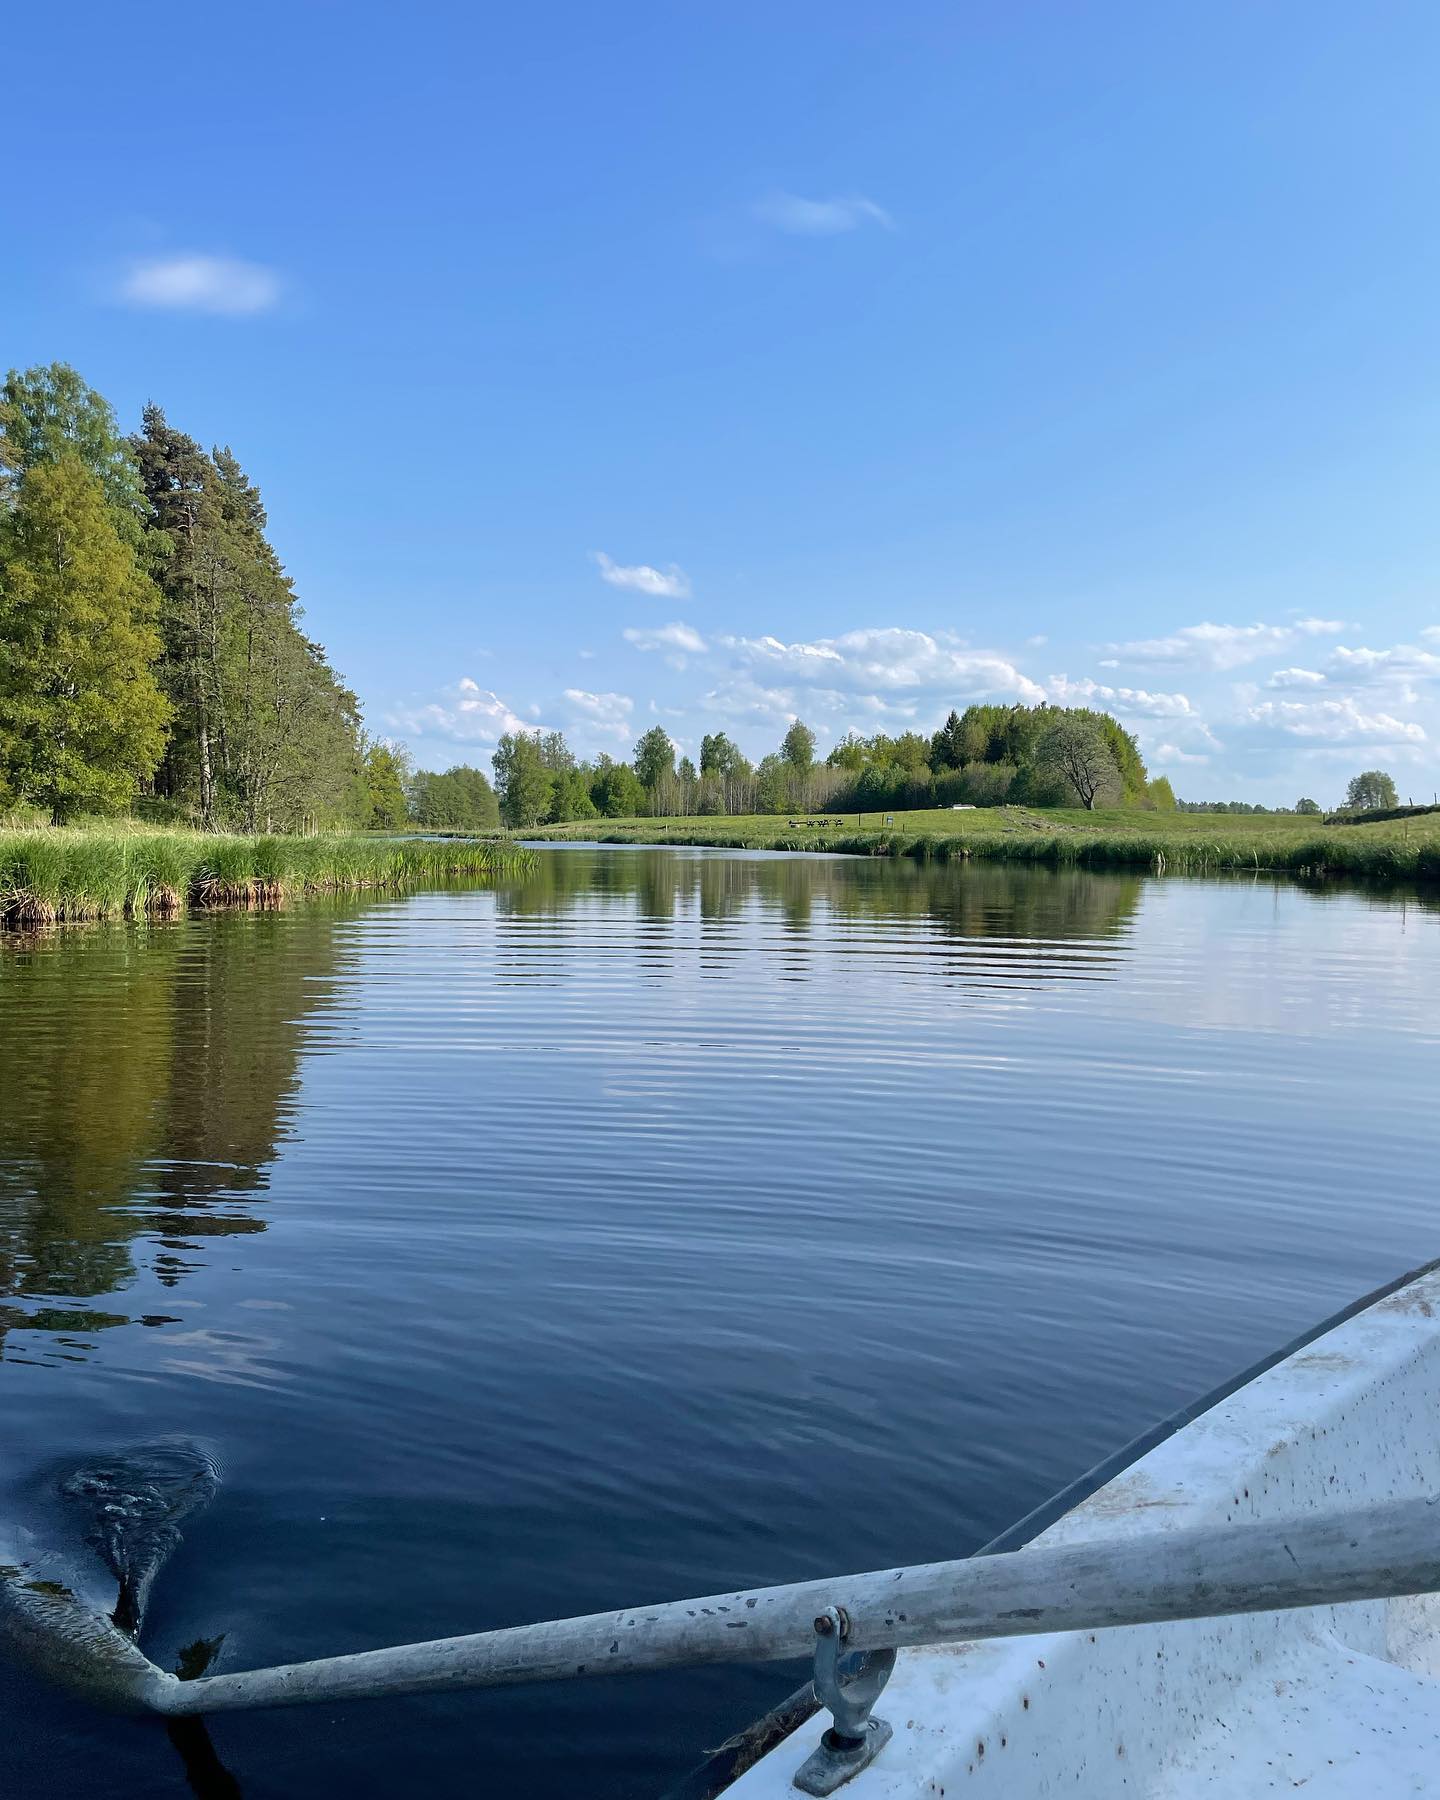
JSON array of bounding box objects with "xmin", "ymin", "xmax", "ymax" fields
[
  {"xmin": 523, "ymin": 804, "xmax": 1440, "ymax": 883},
  {"xmin": 0, "ymin": 828, "xmax": 530, "ymax": 926}
]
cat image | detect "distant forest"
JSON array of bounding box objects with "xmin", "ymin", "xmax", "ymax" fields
[{"xmin": 468, "ymin": 705, "xmax": 1177, "ymax": 829}]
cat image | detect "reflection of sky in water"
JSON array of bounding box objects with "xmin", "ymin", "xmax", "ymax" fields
[{"xmin": 0, "ymin": 851, "xmax": 1437, "ymax": 1800}]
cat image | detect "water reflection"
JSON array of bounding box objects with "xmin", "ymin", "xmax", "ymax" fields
[
  {"xmin": 500, "ymin": 848, "xmax": 1146, "ymax": 997},
  {"xmin": 0, "ymin": 910, "xmax": 346, "ymax": 1360},
  {"xmin": 1, "ymin": 856, "xmax": 1428, "ymax": 1363},
  {"xmin": 506, "ymin": 845, "xmax": 1145, "ymax": 942},
  {"xmin": 0, "ymin": 851, "xmax": 1437, "ymax": 1800}
]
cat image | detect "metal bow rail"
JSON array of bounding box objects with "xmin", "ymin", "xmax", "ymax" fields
[{"xmin": 12, "ymin": 1494, "xmax": 1440, "ymax": 1794}]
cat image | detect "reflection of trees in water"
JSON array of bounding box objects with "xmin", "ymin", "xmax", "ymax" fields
[
  {"xmin": 0, "ymin": 911, "xmax": 344, "ymax": 1361},
  {"xmin": 498, "ymin": 849, "xmax": 1147, "ymax": 943}
]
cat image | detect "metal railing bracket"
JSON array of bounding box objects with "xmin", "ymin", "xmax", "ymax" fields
[{"xmin": 792, "ymin": 1606, "xmax": 895, "ymax": 1794}]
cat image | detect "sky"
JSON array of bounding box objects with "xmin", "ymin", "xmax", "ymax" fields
[{"xmin": 6, "ymin": 0, "xmax": 1440, "ymax": 806}]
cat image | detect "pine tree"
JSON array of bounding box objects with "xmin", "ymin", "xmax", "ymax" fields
[
  {"xmin": 0, "ymin": 456, "xmax": 169, "ymax": 818},
  {"xmin": 131, "ymin": 406, "xmax": 225, "ymax": 820},
  {"xmin": 929, "ymin": 709, "xmax": 967, "ymax": 770}
]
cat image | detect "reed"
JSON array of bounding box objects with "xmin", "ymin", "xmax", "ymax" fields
[
  {"xmin": 524, "ymin": 808, "xmax": 1440, "ymax": 884},
  {"xmin": 0, "ymin": 829, "xmax": 531, "ymax": 927}
]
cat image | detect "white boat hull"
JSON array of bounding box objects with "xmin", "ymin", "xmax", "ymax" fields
[{"xmin": 731, "ymin": 1265, "xmax": 1440, "ymax": 1797}]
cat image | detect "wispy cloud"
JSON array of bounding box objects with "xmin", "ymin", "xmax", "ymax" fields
[
  {"xmin": 1106, "ymin": 618, "xmax": 1344, "ymax": 672},
  {"xmin": 116, "ymin": 253, "xmax": 283, "ymax": 316},
  {"xmin": 593, "ymin": 551, "xmax": 691, "ymax": 600},
  {"xmin": 1423, "ymin": 625, "xmax": 1440, "ymax": 644},
  {"xmin": 561, "ymin": 688, "xmax": 634, "ymax": 738},
  {"xmin": 720, "ymin": 628, "xmax": 1044, "ymax": 702},
  {"xmin": 1047, "ymin": 674, "xmax": 1196, "ymax": 719},
  {"xmin": 701, "ymin": 679, "xmax": 930, "ymax": 730},
  {"xmin": 1267, "ymin": 667, "xmax": 1327, "ymax": 689},
  {"xmin": 1326, "ymin": 643, "xmax": 1440, "ymax": 685},
  {"xmin": 1153, "ymin": 743, "xmax": 1212, "ymax": 766},
  {"xmin": 753, "ymin": 193, "xmax": 894, "ymax": 236},
  {"xmin": 387, "ymin": 679, "xmax": 541, "ymax": 745},
  {"xmin": 623, "ymin": 621, "xmax": 707, "ymax": 669},
  {"xmin": 1245, "ymin": 696, "xmax": 1427, "ymax": 743},
  {"xmin": 700, "ymin": 679, "xmax": 804, "ymax": 725}
]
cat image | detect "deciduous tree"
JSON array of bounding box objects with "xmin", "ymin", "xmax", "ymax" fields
[
  {"xmin": 0, "ymin": 363, "xmax": 147, "ymax": 534},
  {"xmin": 410, "ymin": 764, "xmax": 500, "ymax": 829},
  {"xmin": 1344, "ymin": 770, "xmax": 1398, "ymax": 811},
  {"xmin": 591, "ymin": 757, "xmax": 645, "ymax": 817},
  {"xmin": 493, "ymin": 732, "xmax": 555, "ymax": 826},
  {"xmin": 0, "ymin": 456, "xmax": 169, "ymax": 818},
  {"xmin": 781, "ymin": 718, "xmax": 815, "ymax": 771},
  {"xmin": 359, "ymin": 739, "xmax": 412, "ymax": 829},
  {"xmin": 1036, "ymin": 713, "xmax": 1120, "ymax": 811},
  {"xmin": 633, "ymin": 725, "xmax": 675, "ymax": 790}
]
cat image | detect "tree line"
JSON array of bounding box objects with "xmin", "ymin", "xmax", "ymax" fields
[
  {"xmin": 0, "ymin": 363, "xmax": 401, "ymax": 829},
  {"xmin": 483, "ymin": 704, "xmax": 1176, "ymax": 827},
  {"xmin": 7, "ymin": 367, "xmax": 1401, "ymax": 836},
  {"xmin": 1177, "ymin": 773, "xmax": 1408, "ymax": 816}
]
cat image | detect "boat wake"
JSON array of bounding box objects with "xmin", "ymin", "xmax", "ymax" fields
[{"xmin": 58, "ymin": 1442, "xmax": 219, "ymax": 1637}]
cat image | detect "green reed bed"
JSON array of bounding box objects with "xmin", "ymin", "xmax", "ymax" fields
[
  {"xmin": 524, "ymin": 810, "xmax": 1440, "ymax": 883},
  {"xmin": 0, "ymin": 830, "xmax": 531, "ymax": 926}
]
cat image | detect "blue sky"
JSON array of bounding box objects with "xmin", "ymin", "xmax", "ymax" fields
[{"xmin": 7, "ymin": 1, "xmax": 1440, "ymax": 805}]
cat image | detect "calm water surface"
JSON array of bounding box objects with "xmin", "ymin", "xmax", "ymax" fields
[{"xmin": 1, "ymin": 847, "xmax": 1437, "ymax": 1797}]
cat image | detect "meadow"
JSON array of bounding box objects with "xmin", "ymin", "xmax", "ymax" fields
[
  {"xmin": 0, "ymin": 826, "xmax": 529, "ymax": 926},
  {"xmin": 522, "ymin": 804, "xmax": 1440, "ymax": 883}
]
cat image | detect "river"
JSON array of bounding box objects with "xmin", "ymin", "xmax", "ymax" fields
[{"xmin": 1, "ymin": 847, "xmax": 1436, "ymax": 1797}]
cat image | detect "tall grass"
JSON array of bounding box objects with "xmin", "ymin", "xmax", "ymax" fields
[
  {"xmin": 523, "ymin": 815, "xmax": 1440, "ymax": 883},
  {"xmin": 0, "ymin": 830, "xmax": 531, "ymax": 927}
]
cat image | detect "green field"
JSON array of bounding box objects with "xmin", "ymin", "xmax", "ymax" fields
[
  {"xmin": 522, "ymin": 804, "xmax": 1440, "ymax": 882},
  {"xmin": 0, "ymin": 827, "xmax": 530, "ymax": 927}
]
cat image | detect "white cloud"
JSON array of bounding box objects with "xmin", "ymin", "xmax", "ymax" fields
[
  {"xmin": 753, "ymin": 193, "xmax": 894, "ymax": 236},
  {"xmin": 1245, "ymin": 696, "xmax": 1427, "ymax": 743},
  {"xmin": 1025, "ymin": 634, "xmax": 1049, "ymax": 648},
  {"xmin": 1267, "ymin": 667, "xmax": 1327, "ymax": 689},
  {"xmin": 593, "ymin": 551, "xmax": 691, "ymax": 599},
  {"xmin": 701, "ymin": 680, "xmax": 802, "ymax": 724},
  {"xmin": 623, "ymin": 621, "xmax": 708, "ymax": 669},
  {"xmin": 1107, "ymin": 618, "xmax": 1344, "ymax": 672},
  {"xmin": 1423, "ymin": 625, "xmax": 1440, "ymax": 644},
  {"xmin": 1326, "ymin": 643, "xmax": 1440, "ymax": 685},
  {"xmin": 1153, "ymin": 743, "xmax": 1211, "ymax": 766},
  {"xmin": 561, "ymin": 688, "xmax": 634, "ymax": 738},
  {"xmin": 1047, "ymin": 674, "xmax": 1196, "ymax": 718},
  {"xmin": 719, "ymin": 628, "xmax": 1045, "ymax": 702},
  {"xmin": 117, "ymin": 253, "xmax": 283, "ymax": 316},
  {"xmin": 387, "ymin": 678, "xmax": 541, "ymax": 745}
]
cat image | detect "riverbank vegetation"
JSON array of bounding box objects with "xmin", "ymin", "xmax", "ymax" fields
[
  {"xmin": 0, "ymin": 364, "xmax": 414, "ymax": 831},
  {"xmin": 523, "ymin": 803, "xmax": 1440, "ymax": 883},
  {"xmin": 483, "ymin": 705, "xmax": 1175, "ymax": 828},
  {"xmin": 0, "ymin": 826, "xmax": 529, "ymax": 927},
  {"xmin": 481, "ymin": 712, "xmax": 1416, "ymax": 836}
]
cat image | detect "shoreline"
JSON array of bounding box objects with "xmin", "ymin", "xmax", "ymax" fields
[
  {"xmin": 0, "ymin": 830, "xmax": 530, "ymax": 928},
  {"xmin": 518, "ymin": 806, "xmax": 1440, "ymax": 884}
]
